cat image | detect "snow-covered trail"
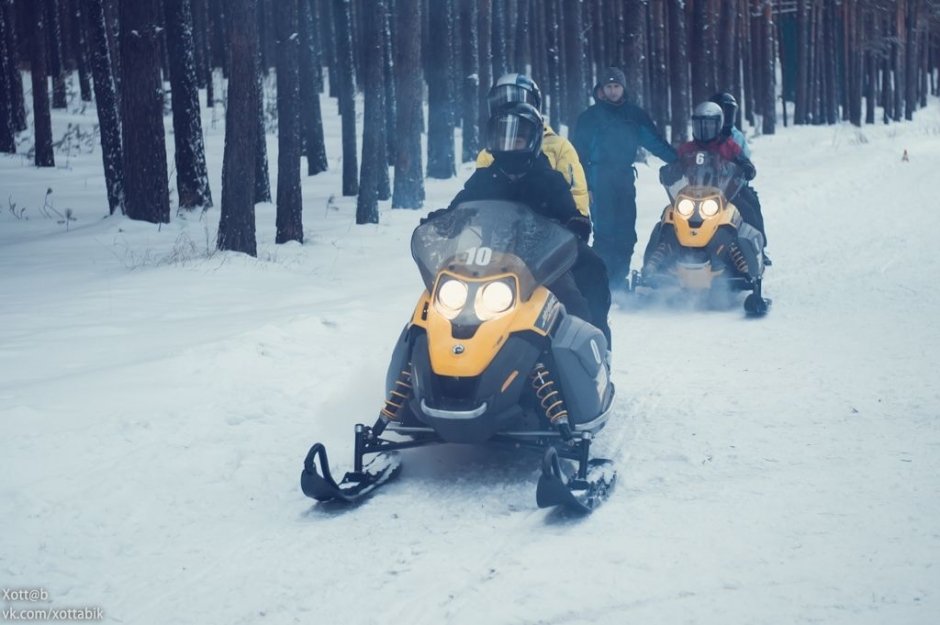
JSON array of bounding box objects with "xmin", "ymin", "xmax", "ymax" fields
[{"xmin": 2, "ymin": 85, "xmax": 939, "ymax": 625}]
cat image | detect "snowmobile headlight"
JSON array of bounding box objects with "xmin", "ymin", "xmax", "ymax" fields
[
  {"xmin": 676, "ymin": 198, "xmax": 695, "ymax": 218},
  {"xmin": 700, "ymin": 198, "xmax": 720, "ymax": 217},
  {"xmin": 436, "ymin": 278, "xmax": 468, "ymax": 319},
  {"xmin": 475, "ymin": 280, "xmax": 515, "ymax": 320}
]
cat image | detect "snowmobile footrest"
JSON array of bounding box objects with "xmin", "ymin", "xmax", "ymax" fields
[{"xmin": 536, "ymin": 447, "xmax": 616, "ymax": 513}]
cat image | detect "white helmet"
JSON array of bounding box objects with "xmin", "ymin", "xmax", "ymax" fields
[{"xmin": 691, "ymin": 101, "xmax": 723, "ymax": 143}]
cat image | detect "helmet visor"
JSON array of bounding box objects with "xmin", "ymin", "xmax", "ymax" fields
[
  {"xmin": 486, "ymin": 115, "xmax": 539, "ymax": 153},
  {"xmin": 692, "ymin": 116, "xmax": 721, "ymax": 142},
  {"xmin": 487, "ymin": 84, "xmax": 534, "ymax": 113}
]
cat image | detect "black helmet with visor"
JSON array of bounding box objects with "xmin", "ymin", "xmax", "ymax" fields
[{"xmin": 486, "ymin": 102, "xmax": 544, "ymax": 174}]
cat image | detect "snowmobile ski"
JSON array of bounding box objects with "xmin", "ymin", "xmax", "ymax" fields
[
  {"xmin": 536, "ymin": 446, "xmax": 616, "ymax": 513},
  {"xmin": 301, "ymin": 443, "xmax": 402, "ymax": 504}
]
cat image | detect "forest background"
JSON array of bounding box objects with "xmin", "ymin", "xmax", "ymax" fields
[{"xmin": 0, "ymin": 0, "xmax": 938, "ymax": 253}]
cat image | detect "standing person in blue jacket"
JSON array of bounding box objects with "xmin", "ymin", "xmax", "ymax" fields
[{"xmin": 572, "ymin": 67, "xmax": 678, "ymax": 292}]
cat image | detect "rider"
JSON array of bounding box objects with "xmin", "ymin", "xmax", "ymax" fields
[
  {"xmin": 645, "ymin": 102, "xmax": 759, "ymax": 278},
  {"xmin": 434, "ymin": 102, "xmax": 612, "ymax": 345},
  {"xmin": 476, "ymin": 73, "xmax": 590, "ymax": 220},
  {"xmin": 709, "ymin": 92, "xmax": 770, "ymax": 263}
]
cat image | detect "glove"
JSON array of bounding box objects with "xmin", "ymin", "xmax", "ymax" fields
[
  {"xmin": 419, "ymin": 207, "xmax": 448, "ymax": 225},
  {"xmin": 659, "ymin": 164, "xmax": 682, "ymax": 186},
  {"xmin": 735, "ymin": 156, "xmax": 756, "ymax": 181},
  {"xmin": 565, "ymin": 215, "xmax": 592, "ymax": 242}
]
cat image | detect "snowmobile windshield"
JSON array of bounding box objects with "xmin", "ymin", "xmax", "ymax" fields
[
  {"xmin": 411, "ymin": 201, "xmax": 579, "ymax": 301},
  {"xmin": 661, "ymin": 151, "xmax": 747, "ymax": 204}
]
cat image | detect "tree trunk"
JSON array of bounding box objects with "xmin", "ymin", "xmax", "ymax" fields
[
  {"xmin": 2, "ymin": 0, "xmax": 24, "ymax": 131},
  {"xmin": 334, "ymin": 0, "xmax": 358, "ymax": 194},
  {"xmin": 623, "ymin": 0, "xmax": 647, "ymax": 107},
  {"xmin": 392, "ymin": 0, "xmax": 424, "ymax": 208},
  {"xmin": 563, "ymin": 0, "xmax": 587, "ymax": 127},
  {"xmin": 84, "ymin": 0, "xmax": 124, "ymax": 213},
  {"xmin": 690, "ymin": 0, "xmax": 714, "ymax": 104},
  {"xmin": 299, "ymin": 0, "xmax": 327, "ymax": 175},
  {"xmin": 254, "ymin": 68, "xmax": 272, "ymax": 201},
  {"xmin": 218, "ymin": 0, "xmax": 258, "ymax": 256},
  {"xmin": 667, "ymin": 0, "xmax": 689, "ymax": 144},
  {"xmin": 426, "ymin": 0, "xmax": 455, "ymax": 179},
  {"xmin": 459, "ymin": 0, "xmax": 479, "ymax": 162},
  {"xmin": 0, "ymin": 0, "xmax": 14, "ymax": 153},
  {"xmin": 545, "ymin": 0, "xmax": 562, "ymax": 131},
  {"xmin": 29, "ymin": 0, "xmax": 55, "ymax": 166},
  {"xmin": 514, "ymin": 0, "xmax": 531, "ymax": 75},
  {"xmin": 491, "ymin": 0, "xmax": 507, "ymax": 77},
  {"xmin": 760, "ymin": 0, "xmax": 776, "ymax": 134},
  {"xmin": 165, "ymin": 0, "xmax": 213, "ymax": 210},
  {"xmin": 717, "ymin": 0, "xmax": 737, "ymax": 92},
  {"xmin": 357, "ymin": 0, "xmax": 387, "ymax": 225},
  {"xmin": 120, "ymin": 0, "xmax": 170, "ymax": 222},
  {"xmin": 274, "ymin": 0, "xmax": 303, "ymax": 242},
  {"xmin": 477, "ymin": 0, "xmax": 492, "ymax": 132},
  {"xmin": 70, "ymin": 0, "xmax": 92, "ymax": 101},
  {"xmin": 648, "ymin": 0, "xmax": 669, "ymax": 137},
  {"xmin": 46, "ymin": 0, "xmax": 67, "ymax": 109}
]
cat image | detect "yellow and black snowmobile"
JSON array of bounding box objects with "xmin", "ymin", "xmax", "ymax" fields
[
  {"xmin": 301, "ymin": 201, "xmax": 616, "ymax": 512},
  {"xmin": 634, "ymin": 151, "xmax": 771, "ymax": 315}
]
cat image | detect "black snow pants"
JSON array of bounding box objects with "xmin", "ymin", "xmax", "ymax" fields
[
  {"xmin": 588, "ymin": 166, "xmax": 638, "ymax": 291},
  {"xmin": 571, "ymin": 240, "xmax": 612, "ymax": 347},
  {"xmin": 733, "ymin": 185, "xmax": 767, "ymax": 247}
]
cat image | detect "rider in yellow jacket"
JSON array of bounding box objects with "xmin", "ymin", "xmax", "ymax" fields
[{"xmin": 475, "ymin": 74, "xmax": 590, "ymax": 219}]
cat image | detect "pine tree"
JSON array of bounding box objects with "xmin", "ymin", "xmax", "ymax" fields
[
  {"xmin": 357, "ymin": 0, "xmax": 387, "ymax": 224},
  {"xmin": 120, "ymin": 0, "xmax": 170, "ymax": 223},
  {"xmin": 2, "ymin": 0, "xmax": 24, "ymax": 132},
  {"xmin": 165, "ymin": 0, "xmax": 213, "ymax": 210},
  {"xmin": 392, "ymin": 0, "xmax": 424, "ymax": 209},
  {"xmin": 218, "ymin": 0, "xmax": 259, "ymax": 256},
  {"xmin": 334, "ymin": 0, "xmax": 358, "ymax": 195},
  {"xmin": 667, "ymin": 0, "xmax": 689, "ymax": 144},
  {"xmin": 275, "ymin": 0, "xmax": 303, "ymax": 243},
  {"xmin": 426, "ymin": 0, "xmax": 455, "ymax": 179},
  {"xmin": 85, "ymin": 0, "xmax": 124, "ymax": 214},
  {"xmin": 298, "ymin": 0, "xmax": 327, "ymax": 176},
  {"xmin": 0, "ymin": 0, "xmax": 14, "ymax": 153},
  {"xmin": 28, "ymin": 0, "xmax": 54, "ymax": 167}
]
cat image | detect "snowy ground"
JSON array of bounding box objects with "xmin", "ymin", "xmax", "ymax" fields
[{"xmin": 2, "ymin": 78, "xmax": 939, "ymax": 625}]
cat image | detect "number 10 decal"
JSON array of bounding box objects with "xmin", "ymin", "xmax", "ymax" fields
[{"xmin": 462, "ymin": 246, "xmax": 493, "ymax": 266}]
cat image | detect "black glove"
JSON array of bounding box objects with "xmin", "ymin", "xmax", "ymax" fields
[
  {"xmin": 419, "ymin": 207, "xmax": 448, "ymax": 225},
  {"xmin": 565, "ymin": 215, "xmax": 592, "ymax": 242},
  {"xmin": 735, "ymin": 156, "xmax": 756, "ymax": 181},
  {"xmin": 659, "ymin": 163, "xmax": 682, "ymax": 186}
]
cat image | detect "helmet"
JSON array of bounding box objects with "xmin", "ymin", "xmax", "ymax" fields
[
  {"xmin": 691, "ymin": 101, "xmax": 723, "ymax": 143},
  {"xmin": 487, "ymin": 73, "xmax": 542, "ymax": 115},
  {"xmin": 485, "ymin": 102, "xmax": 544, "ymax": 174},
  {"xmin": 709, "ymin": 92, "xmax": 738, "ymax": 132}
]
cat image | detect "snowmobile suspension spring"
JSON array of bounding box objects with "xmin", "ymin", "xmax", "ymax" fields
[
  {"xmin": 531, "ymin": 364, "xmax": 569, "ymax": 425},
  {"xmin": 728, "ymin": 243, "xmax": 750, "ymax": 274},
  {"xmin": 380, "ymin": 367, "xmax": 412, "ymax": 422}
]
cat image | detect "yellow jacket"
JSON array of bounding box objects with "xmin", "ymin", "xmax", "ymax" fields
[{"xmin": 476, "ymin": 123, "xmax": 590, "ymax": 218}]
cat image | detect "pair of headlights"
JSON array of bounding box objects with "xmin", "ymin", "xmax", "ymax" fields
[
  {"xmin": 676, "ymin": 197, "xmax": 720, "ymax": 218},
  {"xmin": 436, "ymin": 278, "xmax": 516, "ymax": 321}
]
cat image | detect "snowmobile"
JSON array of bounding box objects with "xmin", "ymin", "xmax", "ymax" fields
[
  {"xmin": 301, "ymin": 201, "xmax": 616, "ymax": 512},
  {"xmin": 633, "ymin": 151, "xmax": 771, "ymax": 315}
]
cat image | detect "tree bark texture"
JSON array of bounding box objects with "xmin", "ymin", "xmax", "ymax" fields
[
  {"xmin": 334, "ymin": 0, "xmax": 358, "ymax": 194},
  {"xmin": 165, "ymin": 0, "xmax": 213, "ymax": 210},
  {"xmin": 392, "ymin": 0, "xmax": 424, "ymax": 209},
  {"xmin": 218, "ymin": 0, "xmax": 258, "ymax": 256},
  {"xmin": 30, "ymin": 0, "xmax": 55, "ymax": 167},
  {"xmin": 426, "ymin": 0, "xmax": 455, "ymax": 179},
  {"xmin": 275, "ymin": 0, "xmax": 304, "ymax": 243},
  {"xmin": 85, "ymin": 0, "xmax": 124, "ymax": 213}
]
